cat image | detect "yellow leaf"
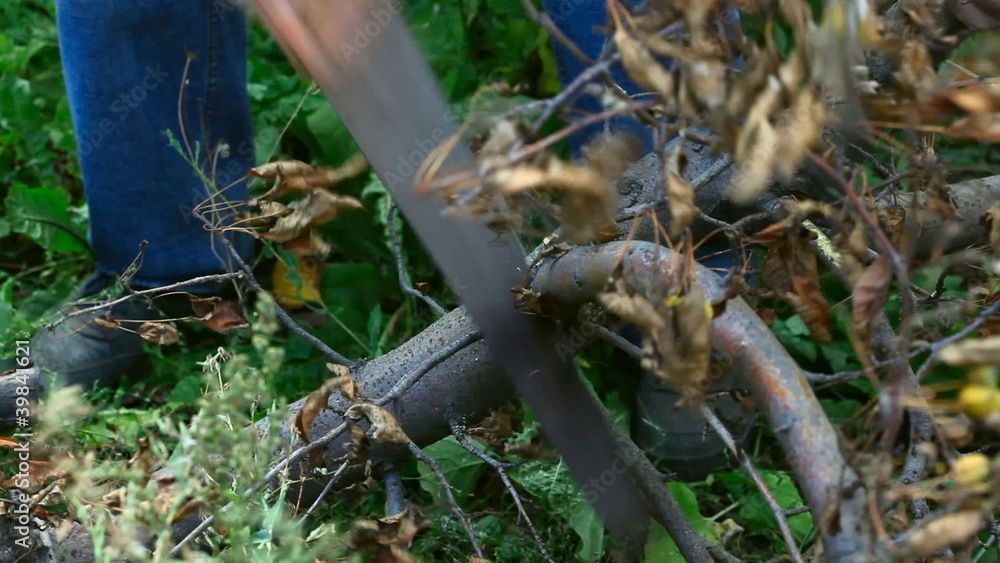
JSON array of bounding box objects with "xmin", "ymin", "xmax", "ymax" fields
[{"xmin": 272, "ymin": 255, "xmax": 324, "ymax": 309}]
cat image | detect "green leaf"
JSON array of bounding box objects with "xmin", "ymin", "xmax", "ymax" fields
[
  {"xmin": 302, "ymin": 105, "xmax": 357, "ymax": 162},
  {"xmin": 821, "ymin": 398, "xmax": 862, "ymax": 422},
  {"xmin": 5, "ymin": 184, "xmax": 88, "ymax": 255},
  {"xmin": 771, "ymin": 317, "xmax": 818, "ymax": 363},
  {"xmin": 644, "ymin": 522, "xmax": 686, "ymax": 562},
  {"xmin": 167, "ymin": 375, "xmax": 204, "ymax": 406},
  {"xmin": 785, "ymin": 315, "xmax": 810, "ymax": 336},
  {"xmin": 819, "ymin": 341, "xmax": 854, "ymax": 373},
  {"xmin": 367, "ymin": 305, "xmax": 383, "ymax": 355},
  {"xmin": 0, "ymin": 279, "xmax": 13, "ymax": 348},
  {"xmin": 417, "ymin": 436, "xmax": 486, "ymax": 505},
  {"xmin": 0, "ymin": 217, "xmax": 10, "ymax": 238},
  {"xmin": 644, "ymin": 482, "xmax": 722, "ymax": 561},
  {"xmin": 716, "ymin": 470, "xmax": 813, "ymax": 547},
  {"xmin": 567, "ymin": 502, "xmax": 604, "ymax": 562},
  {"xmin": 18, "ymin": 274, "xmax": 75, "ymax": 323}
]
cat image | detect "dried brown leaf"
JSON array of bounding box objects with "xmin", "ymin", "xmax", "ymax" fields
[
  {"xmin": 468, "ymin": 409, "xmax": 514, "ymax": 445},
  {"xmin": 326, "ymin": 363, "xmax": 359, "ymax": 402},
  {"xmin": 773, "ymin": 88, "xmax": 827, "ymax": 181},
  {"xmin": 283, "ymin": 230, "xmax": 331, "ymax": 258},
  {"xmin": 981, "ymin": 201, "xmax": 1000, "ymax": 255},
  {"xmin": 189, "ymin": 298, "xmax": 249, "ymax": 333},
  {"xmin": 347, "ymin": 507, "xmax": 429, "ymax": 562},
  {"xmin": 905, "ymin": 510, "xmax": 983, "ymax": 558},
  {"xmin": 346, "ymin": 421, "xmax": 371, "ymax": 465},
  {"xmin": 0, "ymin": 460, "xmax": 64, "ymax": 494},
  {"xmin": 614, "ymin": 27, "xmax": 675, "ymax": 99},
  {"xmin": 345, "ymin": 403, "xmax": 409, "ymax": 444},
  {"xmin": 665, "ymin": 145, "xmax": 696, "ymax": 235},
  {"xmin": 94, "ymin": 314, "xmax": 121, "ymax": 330},
  {"xmin": 850, "ymin": 256, "xmax": 891, "ymax": 362},
  {"xmin": 262, "ymin": 189, "xmax": 363, "ymax": 242},
  {"xmin": 600, "ymin": 274, "xmax": 713, "ymax": 406},
  {"xmin": 126, "ymin": 437, "xmax": 156, "ymax": 485},
  {"xmin": 940, "ymin": 336, "xmax": 1000, "ymax": 366},
  {"xmin": 296, "ymin": 370, "xmax": 359, "ymax": 441},
  {"xmin": 252, "ymin": 155, "xmax": 369, "ymax": 199},
  {"xmin": 765, "ymin": 233, "xmax": 832, "ymax": 343},
  {"xmin": 137, "ymin": 322, "xmax": 180, "ymax": 346},
  {"xmin": 250, "ymin": 160, "xmax": 313, "ymax": 180}
]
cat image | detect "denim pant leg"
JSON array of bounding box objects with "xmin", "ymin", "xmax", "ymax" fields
[
  {"xmin": 541, "ymin": 0, "xmax": 653, "ymax": 155},
  {"xmin": 56, "ymin": 0, "xmax": 254, "ymax": 290}
]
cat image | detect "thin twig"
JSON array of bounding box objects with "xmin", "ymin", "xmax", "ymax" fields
[
  {"xmin": 299, "ymin": 459, "xmax": 352, "ymax": 522},
  {"xmin": 449, "ymin": 420, "xmax": 553, "ymax": 563},
  {"xmin": 170, "ymin": 418, "xmax": 350, "ymax": 555},
  {"xmin": 52, "ymin": 272, "xmax": 244, "ymax": 327},
  {"xmin": 224, "ymin": 240, "xmax": 356, "ymax": 368},
  {"xmin": 913, "ymin": 298, "xmax": 1000, "ymax": 381},
  {"xmin": 589, "ymin": 322, "xmax": 642, "ymax": 360},
  {"xmin": 407, "ymin": 441, "xmax": 484, "ymax": 558},
  {"xmin": 387, "ymin": 204, "xmax": 447, "ymax": 316},
  {"xmin": 529, "ymin": 56, "xmax": 620, "ymax": 135},
  {"xmin": 702, "ymin": 406, "xmax": 804, "ymax": 563},
  {"xmin": 519, "ymin": 0, "xmax": 593, "ymax": 67}
]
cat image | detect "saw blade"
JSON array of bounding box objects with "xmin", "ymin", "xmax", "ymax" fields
[{"xmin": 252, "ymin": 0, "xmax": 651, "ymax": 540}]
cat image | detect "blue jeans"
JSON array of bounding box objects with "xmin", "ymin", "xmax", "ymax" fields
[{"xmin": 56, "ymin": 0, "xmax": 254, "ymax": 290}]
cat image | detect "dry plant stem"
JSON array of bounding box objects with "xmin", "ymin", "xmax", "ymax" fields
[
  {"xmin": 594, "ymin": 399, "xmax": 735, "ymax": 562},
  {"xmin": 529, "ymin": 54, "xmax": 620, "ymax": 135},
  {"xmin": 387, "ymin": 203, "xmax": 447, "ymax": 316},
  {"xmin": 582, "ymin": 329, "xmax": 740, "ymax": 561},
  {"xmin": 223, "ymin": 240, "xmax": 356, "ymax": 368},
  {"xmin": 702, "ymin": 405, "xmax": 804, "ymax": 563},
  {"xmin": 519, "ymin": 0, "xmax": 593, "ymax": 67},
  {"xmin": 449, "ymin": 421, "xmax": 553, "ymax": 563},
  {"xmin": 170, "ymin": 448, "xmax": 351, "ymax": 556},
  {"xmin": 53, "ymin": 272, "xmax": 244, "ymax": 326},
  {"xmin": 300, "ymin": 459, "xmax": 352, "ymax": 522},
  {"xmin": 913, "ymin": 298, "xmax": 1000, "ymax": 381},
  {"xmin": 531, "ymin": 241, "xmax": 870, "ymax": 558},
  {"xmin": 406, "ymin": 441, "xmax": 484, "ymax": 558},
  {"xmin": 589, "ymin": 322, "xmax": 643, "ymax": 360}
]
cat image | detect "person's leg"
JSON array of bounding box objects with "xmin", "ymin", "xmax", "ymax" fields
[
  {"xmin": 31, "ymin": 0, "xmax": 255, "ymax": 389},
  {"xmin": 57, "ymin": 0, "xmax": 254, "ymax": 289},
  {"xmin": 542, "ymin": 0, "xmax": 653, "ymax": 154}
]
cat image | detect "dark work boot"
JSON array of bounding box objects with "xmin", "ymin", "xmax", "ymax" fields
[{"xmin": 30, "ymin": 273, "xmax": 167, "ymax": 391}]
